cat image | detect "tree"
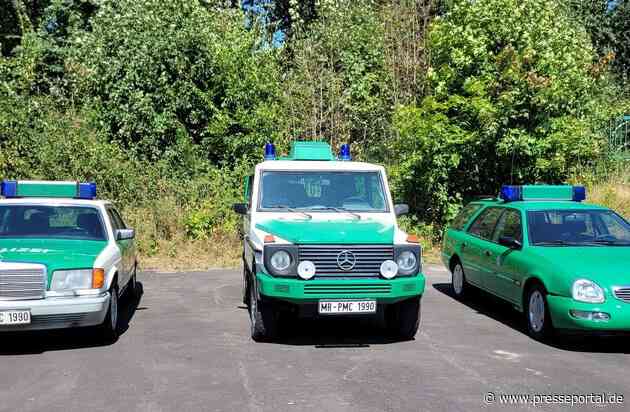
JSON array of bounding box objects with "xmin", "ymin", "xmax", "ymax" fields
[{"xmin": 391, "ymin": 0, "xmax": 609, "ymax": 225}]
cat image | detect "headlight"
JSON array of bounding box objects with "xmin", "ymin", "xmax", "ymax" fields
[
  {"xmin": 572, "ymin": 279, "xmax": 605, "ymax": 303},
  {"xmin": 51, "ymin": 269, "xmax": 93, "ymax": 291},
  {"xmin": 397, "ymin": 251, "xmax": 417, "ymax": 272},
  {"xmin": 270, "ymin": 250, "xmax": 291, "ymax": 271}
]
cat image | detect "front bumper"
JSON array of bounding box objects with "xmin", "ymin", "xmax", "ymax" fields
[
  {"xmin": 256, "ymin": 272, "xmax": 425, "ymax": 304},
  {"xmin": 0, "ymin": 292, "xmax": 110, "ymax": 331},
  {"xmin": 547, "ymin": 295, "xmax": 630, "ymax": 332}
]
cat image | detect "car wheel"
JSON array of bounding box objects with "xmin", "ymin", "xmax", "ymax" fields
[
  {"xmin": 525, "ymin": 284, "xmax": 554, "ymax": 341},
  {"xmin": 451, "ymin": 262, "xmax": 468, "ymax": 299},
  {"xmin": 386, "ymin": 297, "xmax": 421, "ymax": 340},
  {"xmin": 98, "ymin": 284, "xmax": 120, "ymax": 343},
  {"xmin": 249, "ymin": 279, "xmax": 277, "ymax": 342}
]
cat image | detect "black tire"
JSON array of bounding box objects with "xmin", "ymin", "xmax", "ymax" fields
[
  {"xmin": 97, "ymin": 284, "xmax": 120, "ymax": 343},
  {"xmin": 451, "ymin": 261, "xmax": 469, "ymax": 299},
  {"xmin": 242, "ymin": 263, "xmax": 250, "ymax": 307},
  {"xmin": 524, "ymin": 283, "xmax": 554, "ymax": 342},
  {"xmin": 248, "ymin": 279, "xmax": 278, "ymax": 342},
  {"xmin": 127, "ymin": 265, "xmax": 140, "ymax": 300},
  {"xmin": 386, "ymin": 297, "xmax": 421, "ymax": 340}
]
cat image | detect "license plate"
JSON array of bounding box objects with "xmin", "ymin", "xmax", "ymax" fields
[
  {"xmin": 0, "ymin": 310, "xmax": 31, "ymax": 325},
  {"xmin": 318, "ymin": 300, "xmax": 377, "ymax": 314}
]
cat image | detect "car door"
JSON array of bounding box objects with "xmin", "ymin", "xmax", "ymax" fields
[
  {"xmin": 107, "ymin": 207, "xmax": 132, "ymax": 287},
  {"xmin": 486, "ymin": 208, "xmax": 524, "ymax": 303},
  {"xmin": 463, "ymin": 207, "xmax": 504, "ymax": 289}
]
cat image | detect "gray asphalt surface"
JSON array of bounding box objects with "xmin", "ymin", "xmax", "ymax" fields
[{"xmin": 1, "ymin": 264, "xmax": 629, "ymax": 412}]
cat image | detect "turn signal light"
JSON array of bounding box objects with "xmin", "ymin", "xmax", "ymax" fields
[
  {"xmin": 92, "ymin": 268, "xmax": 105, "ymax": 289},
  {"xmin": 264, "ymin": 235, "xmax": 275, "ymax": 243},
  {"xmin": 406, "ymin": 234, "xmax": 419, "ymax": 243}
]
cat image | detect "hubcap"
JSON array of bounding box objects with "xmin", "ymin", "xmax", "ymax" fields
[
  {"xmin": 528, "ymin": 290, "xmax": 545, "ymax": 333},
  {"xmin": 110, "ymin": 289, "xmax": 118, "ymax": 330},
  {"xmin": 453, "ymin": 265, "xmax": 464, "ymax": 295}
]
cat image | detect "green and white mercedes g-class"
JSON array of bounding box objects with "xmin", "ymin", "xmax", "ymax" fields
[{"xmin": 233, "ymin": 141, "xmax": 425, "ymax": 341}]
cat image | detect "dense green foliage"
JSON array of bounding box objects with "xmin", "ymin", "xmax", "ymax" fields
[{"xmin": 1, "ymin": 0, "xmax": 629, "ymax": 260}]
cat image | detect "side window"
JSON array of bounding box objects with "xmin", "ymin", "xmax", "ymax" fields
[
  {"xmin": 468, "ymin": 208, "xmax": 504, "ymax": 240},
  {"xmin": 492, "ymin": 209, "xmax": 523, "ymax": 243},
  {"xmin": 111, "ymin": 209, "xmax": 127, "ymax": 229},
  {"xmin": 246, "ymin": 175, "xmax": 254, "ymax": 208},
  {"xmin": 451, "ymin": 204, "xmax": 482, "ymax": 231},
  {"xmin": 106, "ymin": 208, "xmax": 122, "ymax": 231}
]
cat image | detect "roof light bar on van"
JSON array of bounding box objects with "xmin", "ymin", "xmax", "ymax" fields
[
  {"xmin": 339, "ymin": 143, "xmax": 352, "ymax": 161},
  {"xmin": 264, "ymin": 142, "xmax": 276, "ymax": 160},
  {"xmin": 499, "ymin": 185, "xmax": 586, "ymax": 202},
  {"xmin": 1, "ymin": 180, "xmax": 97, "ymax": 199}
]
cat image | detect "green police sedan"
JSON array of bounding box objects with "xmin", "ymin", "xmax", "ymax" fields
[{"xmin": 441, "ymin": 185, "xmax": 630, "ymax": 341}]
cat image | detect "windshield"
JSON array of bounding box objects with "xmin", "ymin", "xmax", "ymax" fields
[
  {"xmin": 259, "ymin": 171, "xmax": 388, "ymax": 212},
  {"xmin": 527, "ymin": 209, "xmax": 630, "ymax": 246},
  {"xmin": 0, "ymin": 205, "xmax": 107, "ymax": 241}
]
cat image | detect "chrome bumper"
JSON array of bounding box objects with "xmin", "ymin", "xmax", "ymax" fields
[{"xmin": 0, "ymin": 292, "xmax": 110, "ymax": 331}]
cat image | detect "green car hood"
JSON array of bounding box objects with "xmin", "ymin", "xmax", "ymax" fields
[
  {"xmin": 530, "ymin": 246, "xmax": 630, "ymax": 285},
  {"xmin": 0, "ymin": 238, "xmax": 107, "ymax": 283},
  {"xmin": 256, "ymin": 218, "xmax": 395, "ymax": 244}
]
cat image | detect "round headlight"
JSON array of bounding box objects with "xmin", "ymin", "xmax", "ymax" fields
[
  {"xmin": 572, "ymin": 279, "xmax": 605, "ymax": 303},
  {"xmin": 270, "ymin": 250, "xmax": 291, "ymax": 271},
  {"xmin": 397, "ymin": 251, "xmax": 417, "ymax": 272},
  {"xmin": 380, "ymin": 260, "xmax": 398, "ymax": 279},
  {"xmin": 297, "ymin": 260, "xmax": 316, "ymax": 280}
]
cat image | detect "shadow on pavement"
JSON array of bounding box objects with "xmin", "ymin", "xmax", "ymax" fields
[
  {"xmin": 0, "ymin": 282, "xmax": 144, "ymax": 355},
  {"xmin": 432, "ymin": 282, "xmax": 630, "ymax": 354},
  {"xmin": 271, "ymin": 313, "xmax": 411, "ymax": 347}
]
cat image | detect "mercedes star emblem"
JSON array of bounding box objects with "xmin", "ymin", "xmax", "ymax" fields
[{"xmin": 336, "ymin": 250, "xmax": 356, "ymax": 271}]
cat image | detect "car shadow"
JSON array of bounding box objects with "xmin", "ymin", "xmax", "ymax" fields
[
  {"xmin": 432, "ymin": 282, "xmax": 630, "ymax": 354},
  {"xmin": 0, "ymin": 282, "xmax": 144, "ymax": 355},
  {"xmin": 271, "ymin": 313, "xmax": 409, "ymax": 347}
]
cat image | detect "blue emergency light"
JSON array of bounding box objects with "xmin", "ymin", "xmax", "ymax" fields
[
  {"xmin": 339, "ymin": 143, "xmax": 352, "ymax": 161},
  {"xmin": 500, "ymin": 185, "xmax": 586, "ymax": 202},
  {"xmin": 264, "ymin": 143, "xmax": 276, "ymax": 160},
  {"xmin": 1, "ymin": 180, "xmax": 97, "ymax": 199}
]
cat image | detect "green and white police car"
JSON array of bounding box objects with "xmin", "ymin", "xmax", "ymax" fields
[
  {"xmin": 233, "ymin": 141, "xmax": 425, "ymax": 342},
  {"xmin": 0, "ymin": 180, "xmax": 138, "ymax": 341}
]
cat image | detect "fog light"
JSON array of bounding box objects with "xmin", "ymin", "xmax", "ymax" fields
[
  {"xmin": 380, "ymin": 260, "xmax": 398, "ymax": 279},
  {"xmin": 297, "ymin": 261, "xmax": 316, "ymax": 280},
  {"xmin": 570, "ymin": 310, "xmax": 610, "ymax": 322}
]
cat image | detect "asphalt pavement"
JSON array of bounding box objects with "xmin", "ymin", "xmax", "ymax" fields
[{"xmin": 1, "ymin": 264, "xmax": 629, "ymax": 412}]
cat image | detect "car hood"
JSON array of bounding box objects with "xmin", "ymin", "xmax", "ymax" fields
[
  {"xmin": 530, "ymin": 246, "xmax": 630, "ymax": 285},
  {"xmin": 0, "ymin": 238, "xmax": 107, "ymax": 282},
  {"xmin": 255, "ymin": 218, "xmax": 395, "ymax": 244}
]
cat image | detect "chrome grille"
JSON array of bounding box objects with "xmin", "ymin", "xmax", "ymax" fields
[
  {"xmin": 299, "ymin": 245, "xmax": 393, "ymax": 277},
  {"xmin": 613, "ymin": 287, "xmax": 630, "ymax": 303},
  {"xmin": 0, "ymin": 268, "xmax": 46, "ymax": 300}
]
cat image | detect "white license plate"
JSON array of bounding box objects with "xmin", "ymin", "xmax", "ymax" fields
[
  {"xmin": 318, "ymin": 300, "xmax": 377, "ymax": 314},
  {"xmin": 0, "ymin": 310, "xmax": 31, "ymax": 325}
]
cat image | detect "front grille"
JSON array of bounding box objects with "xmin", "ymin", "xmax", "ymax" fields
[
  {"xmin": 0, "ymin": 268, "xmax": 46, "ymax": 300},
  {"xmin": 304, "ymin": 284, "xmax": 392, "ymax": 295},
  {"xmin": 31, "ymin": 313, "xmax": 88, "ymax": 326},
  {"xmin": 299, "ymin": 245, "xmax": 393, "ymax": 278},
  {"xmin": 613, "ymin": 287, "xmax": 630, "ymax": 303}
]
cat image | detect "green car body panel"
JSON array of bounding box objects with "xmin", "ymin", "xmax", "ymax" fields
[
  {"xmin": 441, "ymin": 198, "xmax": 630, "ymax": 332},
  {"xmin": 0, "ymin": 238, "xmax": 107, "ymax": 284},
  {"xmin": 255, "ymin": 219, "xmax": 395, "ymax": 245}
]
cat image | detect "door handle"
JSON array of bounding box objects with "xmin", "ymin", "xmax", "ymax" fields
[
  {"xmin": 461, "ymin": 242, "xmax": 467, "ymax": 249},
  {"xmin": 484, "ymin": 250, "xmax": 492, "ymax": 257}
]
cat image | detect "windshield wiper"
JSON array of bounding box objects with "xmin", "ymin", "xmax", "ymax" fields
[
  {"xmin": 305, "ymin": 206, "xmax": 361, "ymax": 220},
  {"xmin": 266, "ymin": 205, "xmax": 312, "ymax": 220},
  {"xmin": 533, "ymin": 240, "xmax": 584, "ymax": 246},
  {"xmin": 591, "ymin": 239, "xmax": 630, "ymax": 246}
]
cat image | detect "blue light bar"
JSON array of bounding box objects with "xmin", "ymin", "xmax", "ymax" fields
[
  {"xmin": 499, "ymin": 185, "xmax": 587, "ymax": 202},
  {"xmin": 339, "ymin": 143, "xmax": 352, "ymax": 161},
  {"xmin": 500, "ymin": 185, "xmax": 522, "ymax": 202},
  {"xmin": 77, "ymin": 182, "xmax": 97, "ymax": 199},
  {"xmin": 264, "ymin": 142, "xmax": 276, "ymax": 160},
  {"xmin": 572, "ymin": 185, "xmax": 586, "ymax": 202},
  {"xmin": 1, "ymin": 180, "xmax": 17, "ymax": 197}
]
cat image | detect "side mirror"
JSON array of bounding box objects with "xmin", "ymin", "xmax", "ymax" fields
[
  {"xmin": 116, "ymin": 228, "xmax": 135, "ymax": 240},
  {"xmin": 394, "ymin": 204, "xmax": 409, "ymax": 217},
  {"xmin": 499, "ymin": 236, "xmax": 522, "ymax": 250},
  {"xmin": 233, "ymin": 203, "xmax": 248, "ymax": 215}
]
